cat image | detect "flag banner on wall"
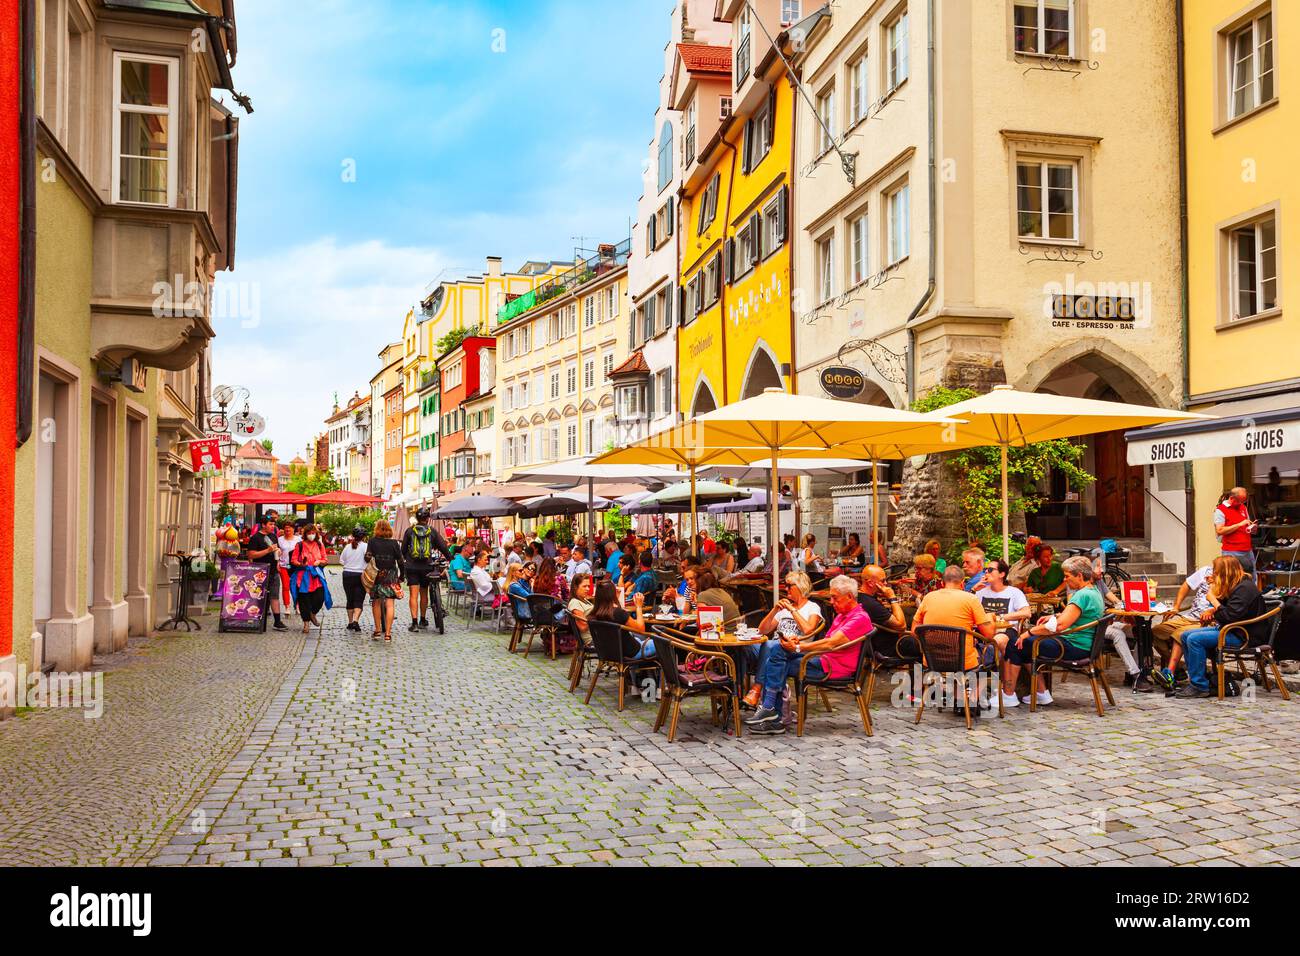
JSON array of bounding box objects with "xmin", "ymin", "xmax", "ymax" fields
[{"xmin": 189, "ymin": 437, "xmax": 223, "ymax": 473}]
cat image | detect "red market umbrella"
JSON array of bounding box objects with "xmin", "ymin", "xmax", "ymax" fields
[
  {"xmin": 210, "ymin": 489, "xmax": 309, "ymax": 506},
  {"xmin": 308, "ymin": 490, "xmax": 385, "ymax": 506}
]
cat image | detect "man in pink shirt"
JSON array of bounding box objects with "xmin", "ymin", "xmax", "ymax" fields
[{"xmin": 746, "ymin": 574, "xmax": 874, "ymax": 736}]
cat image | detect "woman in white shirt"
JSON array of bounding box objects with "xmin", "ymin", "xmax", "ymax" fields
[
  {"xmin": 339, "ymin": 527, "xmax": 369, "ymax": 632},
  {"xmin": 743, "ymin": 571, "xmax": 824, "ymax": 708}
]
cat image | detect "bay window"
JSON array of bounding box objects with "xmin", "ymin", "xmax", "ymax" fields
[{"xmin": 113, "ymin": 52, "xmax": 179, "ymax": 206}]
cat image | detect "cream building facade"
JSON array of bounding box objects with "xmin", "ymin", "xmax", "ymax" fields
[
  {"xmin": 495, "ymin": 243, "xmax": 631, "ymax": 481},
  {"xmin": 790, "ymin": 0, "xmax": 1185, "ymax": 558}
]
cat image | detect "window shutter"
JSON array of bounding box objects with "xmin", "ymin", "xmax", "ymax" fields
[
  {"xmin": 678, "ymin": 285, "xmax": 686, "ymax": 324},
  {"xmin": 724, "ymin": 238, "xmax": 734, "ymax": 284},
  {"xmin": 766, "ymin": 88, "xmax": 777, "ymax": 149},
  {"xmin": 777, "ymin": 185, "xmax": 789, "ymax": 244},
  {"xmin": 742, "ymin": 120, "xmax": 752, "ymax": 173},
  {"xmin": 646, "ymin": 217, "xmax": 656, "ymax": 251},
  {"xmin": 664, "ymin": 286, "xmax": 673, "ymax": 332},
  {"xmin": 713, "ymin": 252, "xmax": 723, "ymax": 300},
  {"xmin": 665, "ymin": 197, "xmax": 674, "ymax": 236},
  {"xmin": 749, "ymin": 213, "xmax": 761, "ymax": 264}
]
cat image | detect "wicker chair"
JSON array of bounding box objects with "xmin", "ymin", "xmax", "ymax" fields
[
  {"xmin": 506, "ymin": 592, "xmax": 531, "ymax": 653},
  {"xmin": 583, "ymin": 619, "xmax": 660, "ymax": 712},
  {"xmin": 913, "ymin": 624, "xmax": 1004, "ymax": 730},
  {"xmin": 792, "ymin": 632, "xmax": 873, "ymax": 737},
  {"xmin": 1212, "ymin": 603, "xmax": 1289, "ymax": 701},
  {"xmin": 649, "ymin": 627, "xmax": 742, "ymax": 741},
  {"xmin": 864, "ymin": 626, "xmax": 922, "ymax": 712},
  {"xmin": 1026, "ymin": 615, "xmax": 1116, "ymax": 716},
  {"xmin": 567, "ymin": 614, "xmax": 597, "ymax": 693},
  {"xmin": 520, "ymin": 594, "xmax": 560, "ymax": 659}
]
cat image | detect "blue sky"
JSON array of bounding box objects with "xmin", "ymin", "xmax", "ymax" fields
[{"xmin": 212, "ymin": 0, "xmax": 669, "ymax": 456}]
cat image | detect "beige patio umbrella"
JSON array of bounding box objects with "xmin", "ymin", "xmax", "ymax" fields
[
  {"xmin": 593, "ymin": 388, "xmax": 963, "ymax": 597},
  {"xmin": 926, "ymin": 385, "xmax": 1212, "ymax": 561}
]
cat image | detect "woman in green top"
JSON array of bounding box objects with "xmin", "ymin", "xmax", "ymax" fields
[
  {"xmin": 924, "ymin": 539, "xmax": 948, "ymax": 573},
  {"xmin": 1001, "ymin": 556, "xmax": 1104, "ymax": 708},
  {"xmin": 1025, "ymin": 543, "xmax": 1066, "ymax": 596}
]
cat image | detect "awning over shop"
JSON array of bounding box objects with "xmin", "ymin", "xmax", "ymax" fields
[{"xmin": 1126, "ymin": 393, "xmax": 1300, "ymax": 466}]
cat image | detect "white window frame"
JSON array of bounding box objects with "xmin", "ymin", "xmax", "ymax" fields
[
  {"xmin": 1013, "ymin": 0, "xmax": 1076, "ymax": 59},
  {"xmin": 1230, "ymin": 215, "xmax": 1278, "ymax": 320},
  {"xmin": 112, "ymin": 51, "xmax": 179, "ymax": 207},
  {"xmin": 886, "ymin": 181, "xmax": 911, "ymax": 264},
  {"xmin": 816, "ymin": 86, "xmax": 836, "ymax": 154},
  {"xmin": 1227, "ymin": 10, "xmax": 1275, "ymax": 120},
  {"xmin": 850, "ymin": 53, "xmax": 869, "ymax": 126},
  {"xmin": 583, "ymin": 357, "xmax": 595, "ymax": 390},
  {"xmin": 602, "ymin": 352, "xmax": 614, "ymax": 378},
  {"xmin": 850, "ymin": 210, "xmax": 869, "ymax": 286},
  {"xmin": 886, "ymin": 10, "xmax": 909, "ymax": 92},
  {"xmin": 780, "ymin": 0, "xmax": 801, "ymax": 27},
  {"xmin": 1015, "ymin": 159, "xmax": 1078, "ymax": 244},
  {"xmin": 816, "ymin": 234, "xmax": 835, "ymax": 304}
]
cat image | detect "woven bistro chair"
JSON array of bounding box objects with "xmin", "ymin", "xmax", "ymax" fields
[
  {"xmin": 567, "ymin": 613, "xmax": 598, "ymax": 693},
  {"xmin": 792, "ymin": 631, "xmax": 873, "ymax": 737},
  {"xmin": 506, "ymin": 592, "xmax": 531, "ymax": 653},
  {"xmin": 1212, "ymin": 603, "xmax": 1289, "ymax": 701},
  {"xmin": 912, "ymin": 624, "xmax": 1004, "ymax": 730},
  {"xmin": 864, "ymin": 626, "xmax": 923, "ymax": 712},
  {"xmin": 583, "ymin": 619, "xmax": 660, "ymax": 713},
  {"xmin": 649, "ymin": 626, "xmax": 742, "ymax": 741},
  {"xmin": 1026, "ymin": 615, "xmax": 1116, "ymax": 716},
  {"xmin": 520, "ymin": 594, "xmax": 560, "ymax": 659}
]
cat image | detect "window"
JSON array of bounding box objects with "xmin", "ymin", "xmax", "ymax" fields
[
  {"xmin": 1230, "ymin": 215, "xmax": 1278, "ymax": 320},
  {"xmin": 548, "ymin": 426, "xmax": 560, "ymax": 460},
  {"xmin": 886, "ymin": 10, "xmax": 909, "ymax": 91},
  {"xmin": 1228, "ymin": 11, "xmax": 1275, "ymax": 120},
  {"xmin": 697, "ymin": 174, "xmax": 720, "ymax": 234},
  {"xmin": 560, "ymin": 304, "xmax": 577, "ymax": 338},
  {"xmin": 444, "ymin": 361, "xmax": 463, "ymax": 389},
  {"xmin": 583, "ymin": 296, "xmax": 595, "ymax": 328},
  {"xmin": 516, "ymin": 376, "xmax": 528, "ymax": 407},
  {"xmin": 886, "ymin": 182, "xmax": 911, "ymax": 262},
  {"xmin": 816, "ymin": 234, "xmax": 835, "ymax": 303},
  {"xmin": 763, "ymin": 193, "xmax": 785, "ymax": 257},
  {"xmin": 657, "ymin": 120, "xmax": 673, "ymax": 193},
  {"xmin": 640, "ymin": 297, "xmax": 655, "ymax": 344},
  {"xmin": 850, "ymin": 53, "xmax": 870, "ymax": 125},
  {"xmin": 567, "ymin": 423, "xmax": 579, "ymax": 457},
  {"xmin": 113, "ymin": 53, "xmax": 178, "ymax": 206},
  {"xmin": 1013, "ymin": 0, "xmax": 1074, "ymax": 58},
  {"xmin": 603, "ymin": 352, "xmax": 615, "ymax": 379},
  {"xmin": 656, "ymin": 286, "xmax": 673, "ymax": 333},
  {"xmin": 566, "ymin": 363, "xmax": 577, "ymax": 395},
  {"xmin": 584, "ymin": 418, "xmax": 597, "ymax": 454},
  {"xmin": 781, "ymin": 0, "xmax": 802, "ymax": 26},
  {"xmin": 605, "ymin": 286, "xmax": 618, "ymax": 320},
  {"xmin": 688, "ymin": 273, "xmax": 702, "ymax": 321},
  {"xmin": 549, "ymin": 370, "xmax": 560, "ymax": 400},
  {"xmin": 657, "ymin": 370, "xmax": 673, "ymax": 418},
  {"xmin": 1015, "ymin": 160, "xmax": 1076, "ymax": 242},
  {"xmin": 736, "ymin": 5, "xmax": 752, "ymax": 84},
  {"xmin": 720, "ymin": 96, "xmax": 733, "ymax": 119},
  {"xmin": 850, "ymin": 210, "xmax": 869, "ymax": 285},
  {"xmin": 737, "ymin": 220, "xmax": 757, "ymax": 278},
  {"xmin": 703, "ymin": 255, "xmax": 721, "ymax": 308},
  {"xmin": 816, "ymin": 86, "xmax": 836, "ymax": 154},
  {"xmin": 531, "ymin": 376, "xmax": 543, "ymax": 405},
  {"xmin": 584, "ymin": 357, "xmax": 595, "ymax": 390},
  {"xmin": 684, "ymin": 98, "xmax": 698, "ymax": 166},
  {"xmin": 745, "ymin": 96, "xmax": 774, "ymax": 170}
]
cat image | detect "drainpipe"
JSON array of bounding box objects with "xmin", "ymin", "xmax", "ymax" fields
[
  {"xmin": 1175, "ymin": 0, "xmax": 1195, "ymax": 573},
  {"xmin": 902, "ymin": 0, "xmax": 938, "ymax": 406},
  {"xmin": 719, "ymin": 136, "xmax": 739, "ymax": 401},
  {"xmin": 17, "ymin": 0, "xmax": 35, "ymax": 447}
]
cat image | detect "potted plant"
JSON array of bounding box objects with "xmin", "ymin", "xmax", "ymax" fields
[{"xmin": 189, "ymin": 561, "xmax": 221, "ymax": 604}]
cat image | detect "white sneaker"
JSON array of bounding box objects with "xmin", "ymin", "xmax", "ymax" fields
[
  {"xmin": 1020, "ymin": 690, "xmax": 1054, "ymax": 706},
  {"xmin": 1000, "ymin": 690, "xmax": 1020, "ymax": 708}
]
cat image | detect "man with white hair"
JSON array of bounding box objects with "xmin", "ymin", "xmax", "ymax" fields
[
  {"xmin": 745, "ymin": 574, "xmax": 874, "ymax": 735},
  {"xmin": 742, "ymin": 545, "xmax": 766, "ymax": 574}
]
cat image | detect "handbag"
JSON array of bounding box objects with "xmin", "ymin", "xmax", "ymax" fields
[{"xmin": 361, "ymin": 556, "xmax": 377, "ymax": 592}]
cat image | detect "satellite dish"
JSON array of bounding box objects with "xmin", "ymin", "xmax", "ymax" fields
[{"xmin": 232, "ymin": 411, "xmax": 266, "ymax": 438}]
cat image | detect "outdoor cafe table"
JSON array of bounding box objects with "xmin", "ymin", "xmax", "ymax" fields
[
  {"xmin": 1110, "ymin": 607, "xmax": 1164, "ymax": 675},
  {"xmin": 649, "ymin": 613, "xmax": 766, "ymax": 689}
]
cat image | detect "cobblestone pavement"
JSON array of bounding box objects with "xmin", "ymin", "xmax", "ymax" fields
[
  {"xmin": 0, "ymin": 619, "xmax": 304, "ymax": 865},
  {"xmin": 144, "ymin": 577, "xmax": 1300, "ymax": 867}
]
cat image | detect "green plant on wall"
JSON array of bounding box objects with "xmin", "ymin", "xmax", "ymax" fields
[
  {"xmin": 436, "ymin": 325, "xmax": 477, "ymax": 355},
  {"xmin": 912, "ymin": 386, "xmax": 1094, "ymax": 550}
]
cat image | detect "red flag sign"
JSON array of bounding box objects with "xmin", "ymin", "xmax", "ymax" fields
[{"xmin": 190, "ymin": 438, "xmax": 223, "ymax": 473}]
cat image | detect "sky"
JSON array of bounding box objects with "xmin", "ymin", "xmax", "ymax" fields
[{"xmin": 211, "ymin": 0, "xmax": 668, "ymax": 458}]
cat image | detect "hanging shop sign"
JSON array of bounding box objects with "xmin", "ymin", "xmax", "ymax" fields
[
  {"xmin": 818, "ymin": 365, "xmax": 866, "ymax": 400},
  {"xmin": 1127, "ymin": 415, "xmax": 1300, "ymax": 465},
  {"xmin": 188, "ymin": 437, "xmax": 223, "ymax": 473}
]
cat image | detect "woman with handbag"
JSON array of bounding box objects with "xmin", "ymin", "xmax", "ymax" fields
[
  {"xmin": 365, "ymin": 519, "xmax": 404, "ymax": 643},
  {"xmin": 339, "ymin": 526, "xmax": 369, "ymax": 632}
]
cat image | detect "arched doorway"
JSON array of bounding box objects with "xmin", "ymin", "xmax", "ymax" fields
[
  {"xmin": 689, "ymin": 379, "xmax": 718, "ymax": 416},
  {"xmin": 1018, "ymin": 350, "xmax": 1164, "ymax": 539},
  {"xmin": 739, "ymin": 344, "xmax": 784, "ymax": 399}
]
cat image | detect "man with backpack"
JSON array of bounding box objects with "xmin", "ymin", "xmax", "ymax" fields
[{"xmin": 402, "ymin": 508, "xmax": 453, "ymax": 632}]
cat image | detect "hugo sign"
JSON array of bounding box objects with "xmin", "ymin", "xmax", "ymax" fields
[{"xmin": 819, "ymin": 365, "xmax": 866, "ymax": 399}]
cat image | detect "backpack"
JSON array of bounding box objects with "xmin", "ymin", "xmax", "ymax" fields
[{"xmin": 410, "ymin": 525, "xmax": 434, "ymax": 562}]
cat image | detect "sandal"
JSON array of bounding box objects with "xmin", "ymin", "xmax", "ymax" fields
[{"xmin": 371, "ymin": 631, "xmax": 382, "ymax": 641}]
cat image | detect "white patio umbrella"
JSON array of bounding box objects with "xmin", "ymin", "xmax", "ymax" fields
[
  {"xmin": 593, "ymin": 388, "xmax": 963, "ymax": 597},
  {"xmin": 508, "ymin": 457, "xmax": 686, "ymax": 540},
  {"xmin": 927, "ymin": 385, "xmax": 1212, "ymax": 560}
]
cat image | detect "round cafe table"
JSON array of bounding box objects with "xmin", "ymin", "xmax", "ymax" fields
[{"xmin": 1109, "ymin": 607, "xmax": 1165, "ymax": 674}]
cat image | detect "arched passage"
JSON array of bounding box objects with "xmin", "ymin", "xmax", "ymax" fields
[
  {"xmin": 689, "ymin": 378, "xmax": 719, "ymax": 417},
  {"xmin": 739, "ymin": 343, "xmax": 784, "ymax": 400}
]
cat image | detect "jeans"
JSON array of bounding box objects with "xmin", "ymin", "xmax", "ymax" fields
[
  {"xmin": 631, "ymin": 636, "xmax": 656, "ymax": 660},
  {"xmin": 1222, "ymin": 550, "xmax": 1256, "ymax": 577},
  {"xmin": 757, "ymin": 641, "xmax": 827, "ymax": 693},
  {"xmin": 1181, "ymin": 626, "xmax": 1241, "ymax": 690}
]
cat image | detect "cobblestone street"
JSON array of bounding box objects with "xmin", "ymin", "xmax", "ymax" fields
[{"xmin": 6, "ymin": 576, "xmax": 1299, "ymax": 867}]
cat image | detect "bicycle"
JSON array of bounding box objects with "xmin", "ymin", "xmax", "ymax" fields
[
  {"xmin": 1060, "ymin": 543, "xmax": 1131, "ymax": 594},
  {"xmin": 421, "ymin": 556, "xmax": 448, "ymax": 635}
]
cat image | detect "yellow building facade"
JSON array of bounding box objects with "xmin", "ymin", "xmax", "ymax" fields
[{"xmin": 678, "ymin": 0, "xmax": 796, "ymax": 414}]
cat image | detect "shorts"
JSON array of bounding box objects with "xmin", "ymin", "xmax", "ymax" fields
[
  {"xmin": 405, "ymin": 565, "xmax": 432, "ymax": 586},
  {"xmin": 262, "ymin": 564, "xmax": 280, "ymax": 600}
]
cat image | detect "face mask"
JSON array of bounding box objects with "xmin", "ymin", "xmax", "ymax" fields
[{"xmin": 306, "ymin": 534, "xmax": 316, "ymax": 541}]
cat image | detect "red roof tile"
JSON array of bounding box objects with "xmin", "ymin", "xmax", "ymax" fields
[
  {"xmin": 677, "ymin": 43, "xmax": 732, "ymax": 75},
  {"xmin": 609, "ymin": 350, "xmax": 650, "ymax": 379}
]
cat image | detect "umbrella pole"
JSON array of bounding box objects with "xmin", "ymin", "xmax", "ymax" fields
[
  {"xmin": 1001, "ymin": 443, "xmax": 1010, "ymax": 562},
  {"xmin": 689, "ymin": 467, "xmax": 697, "ymax": 555},
  {"xmin": 871, "ymin": 459, "xmax": 880, "ymax": 565},
  {"xmin": 587, "ymin": 477, "xmax": 594, "ymax": 545},
  {"xmin": 770, "ymin": 449, "xmax": 780, "ymax": 602}
]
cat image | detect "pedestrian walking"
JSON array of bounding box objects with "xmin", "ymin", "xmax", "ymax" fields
[
  {"xmin": 340, "ymin": 526, "xmax": 369, "ymax": 631},
  {"xmin": 402, "ymin": 508, "xmax": 452, "ymax": 632},
  {"xmin": 289, "ymin": 526, "xmax": 331, "ymax": 633},
  {"xmin": 246, "ymin": 514, "xmax": 286, "ymax": 630},
  {"xmin": 366, "ymin": 519, "xmax": 404, "ymax": 643}
]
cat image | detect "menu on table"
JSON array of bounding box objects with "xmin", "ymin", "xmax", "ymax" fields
[{"xmin": 696, "ymin": 605, "xmax": 724, "ymax": 638}]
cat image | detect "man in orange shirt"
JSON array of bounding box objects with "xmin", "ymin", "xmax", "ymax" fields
[{"xmin": 913, "ymin": 565, "xmax": 1000, "ymax": 670}]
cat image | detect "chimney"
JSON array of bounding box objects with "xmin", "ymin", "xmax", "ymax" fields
[{"xmin": 486, "ymin": 256, "xmax": 502, "ymax": 277}]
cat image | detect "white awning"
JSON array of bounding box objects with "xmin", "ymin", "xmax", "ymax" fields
[{"xmin": 1126, "ymin": 393, "xmax": 1300, "ymax": 466}]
